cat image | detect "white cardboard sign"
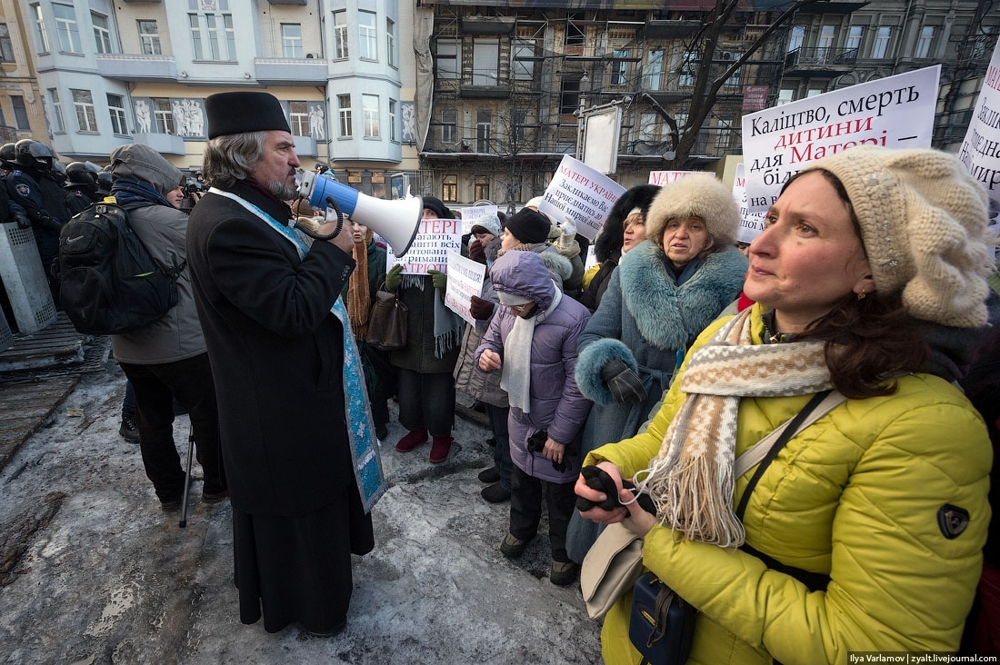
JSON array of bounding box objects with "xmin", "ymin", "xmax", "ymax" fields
[{"xmin": 536, "ymin": 155, "xmax": 626, "ymax": 242}]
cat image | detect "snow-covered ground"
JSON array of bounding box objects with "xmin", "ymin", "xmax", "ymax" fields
[{"xmin": 0, "ymin": 361, "xmax": 603, "ymax": 664}]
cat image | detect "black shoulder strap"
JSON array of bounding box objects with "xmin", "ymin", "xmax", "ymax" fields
[
  {"xmin": 735, "ymin": 389, "xmax": 834, "ymax": 593},
  {"xmin": 734, "ymin": 389, "xmax": 832, "ymax": 521}
]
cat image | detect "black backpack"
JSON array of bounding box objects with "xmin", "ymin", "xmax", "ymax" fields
[{"xmin": 55, "ymin": 200, "xmax": 185, "ymax": 335}]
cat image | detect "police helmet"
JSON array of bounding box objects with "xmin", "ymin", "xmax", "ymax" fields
[
  {"xmin": 67, "ymin": 162, "xmax": 99, "ymax": 187},
  {"xmin": 0, "ymin": 142, "xmax": 16, "ymax": 165},
  {"xmin": 96, "ymin": 170, "xmax": 113, "ymax": 193},
  {"xmin": 15, "ymin": 139, "xmax": 54, "ymax": 170}
]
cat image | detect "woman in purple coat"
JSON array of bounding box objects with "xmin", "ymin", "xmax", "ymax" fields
[{"xmin": 476, "ymin": 251, "xmax": 593, "ymax": 585}]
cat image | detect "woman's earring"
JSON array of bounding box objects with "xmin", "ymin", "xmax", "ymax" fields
[{"xmin": 857, "ymin": 291, "xmax": 867, "ymax": 300}]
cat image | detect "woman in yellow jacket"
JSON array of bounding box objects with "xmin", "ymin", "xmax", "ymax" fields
[{"xmin": 577, "ymin": 146, "xmax": 995, "ymax": 664}]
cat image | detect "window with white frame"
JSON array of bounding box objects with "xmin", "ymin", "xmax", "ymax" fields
[
  {"xmin": 359, "ymin": 11, "xmax": 377, "ymax": 61},
  {"xmin": 512, "ymin": 38, "xmax": 535, "ymax": 81},
  {"xmin": 153, "ymin": 98, "xmax": 174, "ymax": 134},
  {"xmin": 282, "ymin": 24, "xmax": 303, "ymax": 58},
  {"xmin": 387, "ymin": 18, "xmax": 396, "ymax": 68},
  {"xmin": 915, "ymin": 26, "xmax": 935, "ymax": 58},
  {"xmin": 473, "ymin": 38, "xmax": 499, "ymax": 85},
  {"xmin": 612, "ymin": 49, "xmax": 630, "ymax": 86},
  {"xmin": 189, "ymin": 1, "xmax": 235, "ymax": 62},
  {"xmin": 72, "ymin": 89, "xmax": 98, "ymax": 132},
  {"xmin": 289, "ymin": 101, "xmax": 308, "ymax": 136},
  {"xmin": 787, "ymin": 25, "xmax": 805, "ymax": 53},
  {"xmin": 777, "ymin": 89, "xmax": 795, "ymax": 105},
  {"xmin": 338, "ymin": 94, "xmax": 352, "ymax": 137},
  {"xmin": 0, "ymin": 24, "xmax": 14, "ymax": 61},
  {"xmin": 441, "ymin": 108, "xmax": 456, "ymax": 143},
  {"xmin": 363, "ymin": 94, "xmax": 380, "ymax": 138},
  {"xmin": 646, "ymin": 49, "xmax": 664, "ymax": 90},
  {"xmin": 678, "ymin": 51, "xmax": 698, "ymax": 87},
  {"xmin": 638, "ymin": 112, "xmax": 658, "ymax": 142},
  {"xmin": 138, "ymin": 20, "xmax": 161, "ymax": 55},
  {"xmin": 818, "ymin": 25, "xmax": 835, "ymax": 52},
  {"xmin": 107, "ymin": 94, "xmax": 127, "ymax": 135},
  {"xmin": 388, "ymin": 99, "xmax": 397, "ymax": 142},
  {"xmin": 333, "ymin": 11, "xmax": 348, "ymax": 59},
  {"xmin": 32, "ymin": 4, "xmax": 50, "ymax": 53},
  {"xmin": 871, "ymin": 26, "xmax": 891, "ymax": 58},
  {"xmin": 715, "ymin": 118, "xmax": 733, "ymax": 149},
  {"xmin": 11, "ymin": 96, "xmax": 29, "ymax": 130},
  {"xmin": 53, "ymin": 3, "xmax": 82, "ymax": 53},
  {"xmin": 49, "ymin": 89, "xmax": 65, "ymax": 133},
  {"xmin": 845, "ymin": 26, "xmax": 863, "ymax": 52},
  {"xmin": 476, "ymin": 109, "xmax": 491, "ymax": 152},
  {"xmin": 93, "ymin": 13, "xmax": 112, "ymax": 54},
  {"xmin": 437, "ymin": 39, "xmax": 459, "ymax": 79}
]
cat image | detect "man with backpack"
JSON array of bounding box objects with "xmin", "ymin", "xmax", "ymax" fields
[{"xmin": 105, "ymin": 143, "xmax": 226, "ymax": 509}]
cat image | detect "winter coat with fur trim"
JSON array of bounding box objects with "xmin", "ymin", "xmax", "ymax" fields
[
  {"xmin": 566, "ymin": 240, "xmax": 746, "ymax": 561},
  {"xmin": 591, "ymin": 303, "xmax": 991, "ymax": 665}
]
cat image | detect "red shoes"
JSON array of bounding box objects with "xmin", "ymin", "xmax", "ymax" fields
[
  {"xmin": 396, "ymin": 429, "xmax": 452, "ymax": 463},
  {"xmin": 429, "ymin": 436, "xmax": 453, "ymax": 463},
  {"xmin": 395, "ymin": 428, "xmax": 428, "ymax": 452}
]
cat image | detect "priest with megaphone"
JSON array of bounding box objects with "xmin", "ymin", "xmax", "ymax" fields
[{"xmin": 186, "ymin": 91, "xmax": 384, "ymax": 638}]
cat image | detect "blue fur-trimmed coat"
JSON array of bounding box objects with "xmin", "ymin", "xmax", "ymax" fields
[
  {"xmin": 574, "ymin": 240, "xmax": 748, "ymax": 458},
  {"xmin": 566, "ymin": 241, "xmax": 746, "ymax": 561}
]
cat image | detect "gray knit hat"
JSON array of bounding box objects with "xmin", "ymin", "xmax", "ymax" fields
[
  {"xmin": 645, "ymin": 174, "xmax": 740, "ymax": 250},
  {"xmin": 803, "ymin": 146, "xmax": 993, "ymax": 328}
]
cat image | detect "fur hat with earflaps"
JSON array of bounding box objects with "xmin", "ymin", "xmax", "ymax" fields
[
  {"xmin": 803, "ymin": 146, "xmax": 994, "ymax": 328},
  {"xmin": 645, "ymin": 174, "xmax": 740, "ymax": 251}
]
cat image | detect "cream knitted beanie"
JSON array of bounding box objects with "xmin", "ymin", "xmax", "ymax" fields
[{"xmin": 803, "ymin": 146, "xmax": 993, "ymax": 328}]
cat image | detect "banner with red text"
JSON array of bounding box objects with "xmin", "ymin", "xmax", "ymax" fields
[
  {"xmin": 733, "ymin": 163, "xmax": 766, "ymax": 244},
  {"xmin": 537, "ymin": 155, "xmax": 626, "ymax": 241},
  {"xmin": 742, "ymin": 66, "xmax": 940, "ymax": 213},
  {"xmin": 388, "ymin": 217, "xmax": 462, "ymax": 275},
  {"xmin": 444, "ymin": 251, "xmax": 487, "ymax": 325},
  {"xmin": 647, "ymin": 170, "xmax": 701, "ymax": 186}
]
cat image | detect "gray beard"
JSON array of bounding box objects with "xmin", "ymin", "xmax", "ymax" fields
[{"xmin": 268, "ymin": 180, "xmax": 297, "ymax": 200}]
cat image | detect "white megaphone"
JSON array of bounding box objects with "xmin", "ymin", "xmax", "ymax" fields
[{"xmin": 297, "ymin": 171, "xmax": 422, "ymax": 256}]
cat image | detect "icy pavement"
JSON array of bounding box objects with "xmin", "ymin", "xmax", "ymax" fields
[{"xmin": 0, "ymin": 361, "xmax": 603, "ymax": 664}]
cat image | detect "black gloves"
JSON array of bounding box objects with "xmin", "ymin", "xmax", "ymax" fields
[
  {"xmin": 13, "ymin": 210, "xmax": 30, "ymax": 229},
  {"xmin": 469, "ymin": 295, "xmax": 495, "ymax": 320},
  {"xmin": 575, "ymin": 465, "xmax": 656, "ymax": 513},
  {"xmin": 600, "ymin": 358, "xmax": 647, "ymax": 404}
]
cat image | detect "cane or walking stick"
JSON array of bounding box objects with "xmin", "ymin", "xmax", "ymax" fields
[{"xmin": 179, "ymin": 432, "xmax": 195, "ymax": 528}]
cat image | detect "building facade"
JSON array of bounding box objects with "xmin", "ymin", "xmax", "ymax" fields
[
  {"xmin": 0, "ymin": 0, "xmax": 994, "ymax": 207},
  {"xmin": 0, "ymin": 0, "xmax": 419, "ymax": 199}
]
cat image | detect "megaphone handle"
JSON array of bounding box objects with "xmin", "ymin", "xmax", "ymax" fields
[{"xmin": 292, "ymin": 196, "xmax": 345, "ymax": 241}]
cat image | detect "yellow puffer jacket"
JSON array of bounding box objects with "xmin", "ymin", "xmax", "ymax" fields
[{"xmin": 589, "ymin": 305, "xmax": 991, "ymax": 665}]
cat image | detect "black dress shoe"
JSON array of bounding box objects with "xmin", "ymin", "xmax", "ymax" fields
[{"xmin": 303, "ymin": 619, "xmax": 347, "ymax": 637}]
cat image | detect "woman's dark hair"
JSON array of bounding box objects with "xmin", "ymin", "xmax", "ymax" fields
[{"xmin": 787, "ymin": 169, "xmax": 929, "ymax": 399}]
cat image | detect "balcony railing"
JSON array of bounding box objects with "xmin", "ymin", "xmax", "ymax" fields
[{"xmin": 784, "ymin": 47, "xmax": 859, "ymax": 72}]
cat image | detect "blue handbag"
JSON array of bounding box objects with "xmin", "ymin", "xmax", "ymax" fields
[{"xmin": 628, "ymin": 572, "xmax": 696, "ymax": 665}]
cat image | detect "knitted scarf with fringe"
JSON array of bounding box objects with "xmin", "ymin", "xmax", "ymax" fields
[
  {"xmin": 634, "ymin": 308, "xmax": 832, "ymax": 548},
  {"xmin": 347, "ymin": 230, "xmax": 373, "ymax": 341}
]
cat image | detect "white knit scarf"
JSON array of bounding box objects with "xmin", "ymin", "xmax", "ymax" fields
[
  {"xmin": 633, "ymin": 308, "xmax": 832, "ymax": 548},
  {"xmin": 501, "ymin": 283, "xmax": 562, "ymax": 413}
]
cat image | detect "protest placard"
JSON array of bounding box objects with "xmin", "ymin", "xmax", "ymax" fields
[
  {"xmin": 733, "ymin": 163, "xmax": 766, "ymax": 244},
  {"xmin": 742, "ymin": 66, "xmax": 940, "ymax": 213},
  {"xmin": 536, "ymin": 155, "xmax": 626, "ymax": 242},
  {"xmin": 443, "ymin": 250, "xmax": 487, "ymax": 326},
  {"xmin": 958, "ymin": 37, "xmax": 1000, "ymax": 238},
  {"xmin": 459, "ymin": 204, "xmax": 499, "ymax": 235},
  {"xmin": 387, "ymin": 217, "xmax": 462, "ymax": 275},
  {"xmin": 647, "ymin": 171, "xmax": 701, "ymax": 186}
]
